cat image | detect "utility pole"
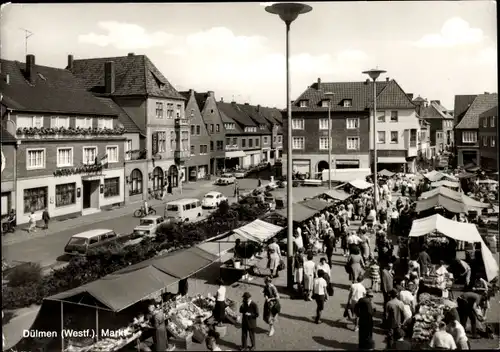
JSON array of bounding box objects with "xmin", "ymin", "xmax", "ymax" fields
[{"xmin": 20, "ymin": 28, "xmax": 34, "ymax": 56}]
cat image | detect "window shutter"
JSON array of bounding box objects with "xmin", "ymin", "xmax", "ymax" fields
[{"xmin": 152, "ymin": 132, "xmax": 158, "ymax": 155}]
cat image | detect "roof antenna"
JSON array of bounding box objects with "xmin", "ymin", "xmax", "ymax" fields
[{"xmin": 19, "ymin": 28, "xmax": 34, "ymax": 56}]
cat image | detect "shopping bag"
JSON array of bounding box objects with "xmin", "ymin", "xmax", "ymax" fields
[{"xmin": 277, "ymin": 259, "xmax": 285, "ymax": 271}]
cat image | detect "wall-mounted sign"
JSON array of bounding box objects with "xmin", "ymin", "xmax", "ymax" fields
[
  {"xmin": 77, "ymin": 188, "xmax": 81, "ymax": 198},
  {"xmin": 100, "ymin": 184, "xmax": 104, "ymax": 194},
  {"xmin": 49, "ymin": 196, "xmax": 54, "ymax": 204},
  {"xmin": 1, "ymin": 149, "xmax": 5, "ymax": 173}
]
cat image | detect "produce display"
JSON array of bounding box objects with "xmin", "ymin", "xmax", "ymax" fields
[
  {"xmin": 412, "ymin": 295, "xmax": 446, "ymax": 343},
  {"xmin": 422, "ymin": 274, "xmax": 453, "ymax": 290},
  {"xmin": 225, "ymin": 306, "xmax": 240, "ymax": 324}
]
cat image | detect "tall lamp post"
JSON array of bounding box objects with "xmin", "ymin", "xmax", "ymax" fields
[
  {"xmin": 362, "ymin": 68, "xmax": 386, "ymax": 211},
  {"xmin": 324, "ymin": 92, "xmax": 334, "ymax": 189},
  {"xmin": 266, "ymin": 2, "xmax": 312, "ymax": 289}
]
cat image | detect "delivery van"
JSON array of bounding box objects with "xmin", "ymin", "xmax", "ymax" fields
[{"xmin": 164, "ymin": 198, "xmax": 203, "ymax": 223}]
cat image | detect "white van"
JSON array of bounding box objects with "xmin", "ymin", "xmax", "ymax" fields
[{"xmin": 164, "ymin": 198, "xmax": 203, "ymax": 223}]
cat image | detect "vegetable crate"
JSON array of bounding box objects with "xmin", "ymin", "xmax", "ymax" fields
[{"xmin": 171, "ymin": 332, "xmax": 193, "ymax": 350}]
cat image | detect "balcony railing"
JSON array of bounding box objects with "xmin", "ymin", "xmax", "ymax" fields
[
  {"xmin": 16, "ymin": 127, "xmax": 125, "ymax": 139},
  {"xmin": 125, "ymin": 149, "xmax": 147, "ymax": 161},
  {"xmin": 175, "ymin": 118, "xmax": 189, "ymax": 126},
  {"xmin": 225, "ymin": 145, "xmax": 240, "ymax": 151},
  {"xmin": 174, "ymin": 150, "xmax": 190, "ymax": 159}
]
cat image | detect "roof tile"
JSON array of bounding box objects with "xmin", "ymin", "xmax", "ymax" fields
[
  {"xmin": 95, "ymin": 97, "xmax": 143, "ymax": 134},
  {"xmin": 455, "ymin": 93, "xmax": 498, "ymax": 129}
]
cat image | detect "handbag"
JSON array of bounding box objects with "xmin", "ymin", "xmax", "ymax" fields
[
  {"xmin": 327, "ymin": 283, "xmax": 334, "ymax": 297},
  {"xmin": 277, "ymin": 259, "xmax": 285, "ymax": 271}
]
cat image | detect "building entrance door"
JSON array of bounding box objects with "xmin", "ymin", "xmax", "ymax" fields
[{"xmin": 82, "ymin": 181, "xmax": 91, "ymax": 209}]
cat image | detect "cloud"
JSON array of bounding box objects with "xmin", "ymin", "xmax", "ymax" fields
[
  {"xmin": 78, "ymin": 21, "xmax": 174, "ymax": 49},
  {"xmin": 414, "ymin": 17, "xmax": 484, "ymax": 48},
  {"xmin": 259, "ymin": 2, "xmax": 277, "ymax": 7}
]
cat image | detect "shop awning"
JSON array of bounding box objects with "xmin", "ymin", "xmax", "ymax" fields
[
  {"xmin": 424, "ymin": 170, "xmax": 445, "ymax": 182},
  {"xmin": 320, "ymin": 189, "xmax": 351, "ymax": 201},
  {"xmin": 378, "ymin": 156, "xmax": 406, "ymax": 163},
  {"xmin": 233, "ymin": 219, "xmax": 284, "ymax": 243},
  {"xmin": 299, "ymin": 198, "xmax": 330, "ymax": 211},
  {"xmin": 276, "ymin": 203, "xmax": 318, "ymax": 223},
  {"xmin": 335, "ymin": 160, "xmax": 360, "ymax": 166},
  {"xmin": 415, "ymin": 194, "xmax": 466, "ymax": 214},
  {"xmin": 47, "ymin": 265, "xmax": 179, "ymax": 312},
  {"xmin": 225, "ymin": 150, "xmax": 246, "ymax": 158},
  {"xmin": 420, "ymin": 186, "xmax": 491, "ymax": 212},
  {"xmin": 378, "ymin": 169, "xmax": 395, "ymax": 177},
  {"xmin": 409, "ymin": 214, "xmax": 499, "ymax": 281},
  {"xmin": 349, "ymin": 179, "xmax": 373, "ymax": 190},
  {"xmin": 431, "ymin": 180, "xmax": 460, "ymax": 189},
  {"xmin": 196, "ymin": 233, "xmax": 245, "ymax": 257}
]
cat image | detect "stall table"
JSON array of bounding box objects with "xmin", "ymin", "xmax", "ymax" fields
[{"xmin": 219, "ymin": 257, "xmax": 262, "ymax": 282}]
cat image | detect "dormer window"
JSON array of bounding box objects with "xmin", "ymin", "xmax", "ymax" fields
[
  {"xmin": 299, "ymin": 100, "xmax": 308, "ymax": 108},
  {"xmin": 321, "ymin": 100, "xmax": 330, "ymax": 108},
  {"xmin": 343, "ymin": 99, "xmax": 352, "ymax": 108}
]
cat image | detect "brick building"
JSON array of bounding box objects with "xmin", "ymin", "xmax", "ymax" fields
[
  {"xmin": 1, "ymin": 55, "xmax": 127, "ymax": 224},
  {"xmin": 415, "ymin": 98, "xmax": 454, "ymax": 156},
  {"xmin": 478, "ymin": 106, "xmax": 498, "ymax": 171},
  {"xmin": 1, "ymin": 127, "xmax": 17, "ymax": 218}
]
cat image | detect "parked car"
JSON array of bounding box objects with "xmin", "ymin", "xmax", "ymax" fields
[
  {"xmin": 233, "ymin": 170, "xmax": 247, "ymax": 179},
  {"xmin": 64, "ymin": 229, "xmax": 127, "ymax": 256},
  {"xmin": 202, "ymin": 191, "xmax": 228, "ymax": 208},
  {"xmin": 132, "ymin": 215, "xmax": 167, "ymax": 238},
  {"xmin": 215, "ymin": 173, "xmax": 236, "ymax": 185}
]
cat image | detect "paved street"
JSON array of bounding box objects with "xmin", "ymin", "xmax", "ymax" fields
[{"xmin": 2, "ymin": 178, "xmax": 264, "ymax": 268}]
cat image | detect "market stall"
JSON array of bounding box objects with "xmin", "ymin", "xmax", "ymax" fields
[
  {"xmin": 275, "ymin": 202, "xmax": 318, "ymax": 223},
  {"xmin": 419, "ymin": 186, "xmax": 491, "ymax": 212},
  {"xmin": 378, "ymin": 169, "xmax": 395, "ymax": 177},
  {"xmin": 424, "ymin": 170, "xmax": 458, "ymax": 182},
  {"xmin": 317, "ymin": 189, "xmax": 352, "ymax": 202},
  {"xmin": 430, "ymin": 179, "xmax": 460, "ymax": 189},
  {"xmin": 409, "ymin": 214, "xmax": 499, "ymax": 283},
  {"xmin": 299, "ymin": 198, "xmax": 331, "ymax": 212},
  {"xmin": 348, "ymin": 179, "xmax": 373, "ymax": 191},
  {"xmin": 415, "ymin": 194, "xmax": 466, "ymax": 215}
]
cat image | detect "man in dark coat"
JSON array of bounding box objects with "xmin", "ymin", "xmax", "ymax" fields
[
  {"xmin": 240, "ymin": 292, "xmax": 259, "ymax": 350},
  {"xmin": 42, "ymin": 208, "xmax": 50, "ymax": 230},
  {"xmin": 381, "ymin": 262, "xmax": 394, "ymax": 326},
  {"xmin": 355, "ymin": 289, "xmax": 376, "ymax": 350},
  {"xmin": 323, "ymin": 231, "xmax": 335, "ymax": 268}
]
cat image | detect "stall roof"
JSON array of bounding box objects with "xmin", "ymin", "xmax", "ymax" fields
[
  {"xmin": 320, "ymin": 189, "xmax": 351, "ymax": 201},
  {"xmin": 431, "ymin": 180, "xmax": 460, "ymax": 188},
  {"xmin": 378, "ymin": 169, "xmax": 395, "ymax": 177},
  {"xmin": 419, "ymin": 186, "xmax": 490, "ymax": 211},
  {"xmin": 299, "ymin": 198, "xmax": 330, "ymax": 211},
  {"xmin": 349, "ymin": 179, "xmax": 373, "ymax": 190},
  {"xmin": 457, "ymin": 171, "xmax": 476, "ymax": 179},
  {"xmin": 232, "ymin": 219, "xmax": 284, "ymax": 243},
  {"xmin": 196, "ymin": 233, "xmax": 244, "ymax": 257},
  {"xmin": 276, "ymin": 203, "xmax": 318, "ymax": 223},
  {"xmin": 409, "ymin": 214, "xmax": 499, "ymax": 281},
  {"xmin": 47, "ymin": 265, "xmax": 179, "ymax": 312},
  {"xmin": 424, "ymin": 170, "xmax": 444, "ymax": 182},
  {"xmin": 415, "ymin": 194, "xmax": 466, "ymax": 214}
]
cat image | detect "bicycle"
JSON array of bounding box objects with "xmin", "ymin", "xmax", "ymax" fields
[{"xmin": 133, "ymin": 206, "xmax": 156, "ymax": 218}]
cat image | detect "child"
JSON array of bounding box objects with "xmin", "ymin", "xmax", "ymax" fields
[{"xmin": 369, "ymin": 260, "xmax": 380, "ymax": 292}]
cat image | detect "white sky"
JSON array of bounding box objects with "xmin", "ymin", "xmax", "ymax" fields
[{"xmin": 1, "ymin": 1, "xmax": 497, "ymax": 109}]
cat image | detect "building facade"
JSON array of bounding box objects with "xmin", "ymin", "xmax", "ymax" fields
[
  {"xmin": 454, "ymin": 93, "xmax": 498, "ymax": 167},
  {"xmin": 478, "ymin": 106, "xmax": 498, "ymax": 171},
  {"xmin": 415, "ymin": 98, "xmax": 454, "ymax": 156},
  {"xmin": 1, "ymin": 55, "xmax": 127, "ymax": 224},
  {"xmin": 1, "ymin": 127, "xmax": 17, "ymax": 219},
  {"xmin": 180, "ymin": 90, "xmax": 211, "ymax": 181},
  {"xmin": 258, "ymin": 106, "xmax": 284, "ymax": 162},
  {"xmin": 70, "ymin": 54, "xmax": 186, "ymax": 199}
]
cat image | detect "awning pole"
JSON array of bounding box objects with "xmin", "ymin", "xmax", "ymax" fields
[
  {"xmin": 61, "ymin": 301, "xmax": 64, "ymax": 351},
  {"xmin": 96, "ymin": 308, "xmax": 99, "ymax": 342}
]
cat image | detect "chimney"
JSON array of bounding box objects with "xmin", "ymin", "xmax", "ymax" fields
[
  {"xmin": 257, "ymin": 104, "xmax": 261, "ymax": 112},
  {"xmin": 67, "ymin": 55, "xmax": 74, "ymax": 71},
  {"xmin": 208, "ymin": 91, "xmax": 215, "ymax": 98},
  {"xmin": 5, "ymin": 74, "xmax": 9, "ymax": 85},
  {"xmin": 407, "ymin": 93, "xmax": 413, "ymax": 100},
  {"xmin": 128, "ymin": 53, "xmax": 135, "ymax": 56},
  {"xmin": 244, "ymin": 102, "xmax": 249, "ymax": 105},
  {"xmin": 104, "ymin": 61, "xmax": 115, "ymax": 94},
  {"xmin": 25, "ymin": 54, "xmax": 35, "ymax": 83},
  {"xmin": 317, "ymin": 77, "xmax": 322, "ymax": 90},
  {"xmin": 220, "ymin": 97, "xmax": 224, "ymax": 102},
  {"xmin": 484, "ymin": 92, "xmax": 490, "ymax": 95},
  {"xmin": 386, "ymin": 77, "xmax": 390, "ymax": 82}
]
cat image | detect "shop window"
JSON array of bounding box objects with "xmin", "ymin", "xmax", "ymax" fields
[
  {"xmin": 55, "ymin": 183, "xmax": 76, "ymax": 207},
  {"xmin": 23, "ymin": 187, "xmax": 48, "ymax": 213},
  {"xmin": 129, "ymin": 169, "xmax": 143, "ymax": 196},
  {"xmin": 104, "ymin": 178, "xmax": 120, "ymax": 198}
]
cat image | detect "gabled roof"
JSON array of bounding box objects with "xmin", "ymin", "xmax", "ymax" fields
[
  {"xmin": 95, "ymin": 97, "xmax": 143, "ymax": 135},
  {"xmin": 259, "ymin": 106, "xmax": 283, "ymax": 124},
  {"xmin": 216, "ymin": 102, "xmax": 256, "ymax": 127},
  {"xmin": 413, "ymin": 96, "xmax": 426, "ymax": 102},
  {"xmin": 70, "ymin": 55, "xmax": 185, "ymax": 100},
  {"xmin": 455, "ymin": 93, "xmax": 498, "ymax": 129},
  {"xmin": 454, "ymin": 95, "xmax": 478, "ymax": 124},
  {"xmin": 194, "ymin": 92, "xmax": 208, "ymax": 111},
  {"xmin": 1, "ymin": 127, "xmax": 16, "ymax": 143},
  {"xmin": 0, "ymin": 59, "xmax": 116, "ymax": 116},
  {"xmin": 293, "ymin": 79, "xmax": 414, "ymax": 112},
  {"xmin": 420, "ymin": 101, "xmax": 454, "ymax": 120},
  {"xmin": 431, "ymin": 101, "xmax": 454, "ymax": 119},
  {"xmin": 236, "ymin": 104, "xmax": 271, "ymax": 133}
]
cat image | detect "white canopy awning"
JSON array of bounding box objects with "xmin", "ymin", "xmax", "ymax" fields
[
  {"xmin": 431, "ymin": 180, "xmax": 460, "ymax": 189},
  {"xmin": 409, "ymin": 214, "xmax": 499, "ymax": 282},
  {"xmin": 349, "ymin": 179, "xmax": 373, "ymax": 190},
  {"xmin": 225, "ymin": 150, "xmax": 246, "ymax": 158},
  {"xmin": 233, "ymin": 219, "xmax": 283, "ymax": 243},
  {"xmin": 378, "ymin": 156, "xmax": 406, "ymax": 163}
]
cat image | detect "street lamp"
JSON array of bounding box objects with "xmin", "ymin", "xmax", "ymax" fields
[
  {"xmin": 362, "ymin": 68, "xmax": 386, "ymax": 212},
  {"xmin": 324, "ymin": 92, "xmax": 335, "ymax": 189},
  {"xmin": 266, "ymin": 2, "xmax": 312, "ymax": 290}
]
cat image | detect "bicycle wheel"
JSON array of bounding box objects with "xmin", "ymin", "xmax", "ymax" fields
[
  {"xmin": 134, "ymin": 209, "xmax": 143, "ymax": 218},
  {"xmin": 148, "ymin": 208, "xmax": 157, "ymax": 215}
]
